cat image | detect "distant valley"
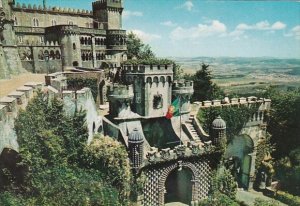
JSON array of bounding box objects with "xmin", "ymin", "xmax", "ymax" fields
[{"xmin": 171, "ymin": 57, "xmax": 300, "ymax": 95}]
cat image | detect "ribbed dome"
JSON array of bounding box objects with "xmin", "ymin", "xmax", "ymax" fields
[
  {"xmin": 128, "ymin": 128, "xmax": 144, "ymax": 142},
  {"xmin": 212, "ymin": 115, "xmax": 226, "ymax": 129}
]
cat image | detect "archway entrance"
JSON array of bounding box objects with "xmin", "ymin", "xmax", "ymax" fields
[
  {"xmin": 225, "ymin": 135, "xmax": 254, "ymax": 188},
  {"xmin": 165, "ymin": 168, "xmax": 193, "ymax": 205}
]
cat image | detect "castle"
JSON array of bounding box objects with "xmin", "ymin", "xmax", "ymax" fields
[
  {"xmin": 0, "ymin": 0, "xmax": 126, "ymax": 79},
  {"xmin": 0, "ymin": 1, "xmax": 272, "ymax": 205}
]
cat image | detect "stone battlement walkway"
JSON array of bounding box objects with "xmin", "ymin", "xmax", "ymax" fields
[{"xmin": 0, "ymin": 74, "xmax": 45, "ymax": 98}]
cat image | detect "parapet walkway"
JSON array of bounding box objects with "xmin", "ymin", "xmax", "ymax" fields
[{"xmin": 0, "ymin": 74, "xmax": 45, "ymax": 98}]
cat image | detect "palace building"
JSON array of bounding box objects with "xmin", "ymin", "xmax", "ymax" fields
[{"xmin": 0, "ymin": 0, "xmax": 127, "ymax": 79}]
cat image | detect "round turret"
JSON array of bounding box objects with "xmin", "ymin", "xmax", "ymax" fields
[
  {"xmin": 128, "ymin": 128, "xmax": 144, "ymax": 169},
  {"xmin": 212, "ymin": 115, "xmax": 226, "ymax": 129},
  {"xmin": 211, "ymin": 115, "xmax": 226, "ymax": 146},
  {"xmin": 128, "ymin": 128, "xmax": 144, "ymax": 143}
]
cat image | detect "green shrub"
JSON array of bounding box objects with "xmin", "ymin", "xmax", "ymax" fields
[
  {"xmin": 253, "ymin": 198, "xmax": 280, "ymax": 206},
  {"xmin": 275, "ymin": 191, "xmax": 300, "ymax": 206},
  {"xmin": 197, "ymin": 192, "xmax": 239, "ymax": 206}
]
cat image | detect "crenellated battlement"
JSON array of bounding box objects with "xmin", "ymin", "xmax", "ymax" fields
[
  {"xmin": 172, "ymin": 80, "xmax": 194, "ymax": 96},
  {"xmin": 144, "ymin": 141, "xmax": 216, "ymax": 166},
  {"xmin": 92, "ymin": 0, "xmax": 123, "ymax": 10},
  {"xmin": 14, "ymin": 3, "xmax": 92, "ymax": 16},
  {"xmin": 194, "ymin": 96, "xmax": 271, "ymax": 110},
  {"xmin": 123, "ymin": 64, "xmax": 173, "ymax": 74},
  {"xmin": 191, "ymin": 96, "xmax": 271, "ymax": 124}
]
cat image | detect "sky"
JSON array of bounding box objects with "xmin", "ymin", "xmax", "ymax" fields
[{"xmin": 17, "ymin": 0, "xmax": 300, "ymax": 58}]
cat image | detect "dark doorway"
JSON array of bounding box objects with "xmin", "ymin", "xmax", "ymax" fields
[
  {"xmin": 165, "ymin": 168, "xmax": 193, "ymax": 205},
  {"xmin": 73, "ymin": 61, "xmax": 79, "ymax": 66}
]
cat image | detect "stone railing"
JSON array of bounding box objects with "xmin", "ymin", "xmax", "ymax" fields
[
  {"xmin": 14, "ymin": 26, "xmax": 45, "ymax": 34},
  {"xmin": 143, "ymin": 141, "xmax": 216, "ymax": 166}
]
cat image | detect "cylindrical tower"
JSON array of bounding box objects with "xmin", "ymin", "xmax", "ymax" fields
[
  {"xmin": 128, "ymin": 128, "xmax": 144, "ymax": 169},
  {"xmin": 172, "ymin": 80, "xmax": 194, "ymax": 120},
  {"xmin": 211, "ymin": 115, "xmax": 226, "ymax": 146}
]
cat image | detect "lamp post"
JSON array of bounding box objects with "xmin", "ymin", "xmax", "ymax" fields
[{"xmin": 44, "ymin": 51, "xmax": 49, "ymax": 75}]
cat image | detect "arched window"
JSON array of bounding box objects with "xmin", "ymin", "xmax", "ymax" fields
[
  {"xmin": 49, "ymin": 50, "xmax": 55, "ymax": 60},
  {"xmin": 73, "ymin": 43, "xmax": 76, "ymax": 50},
  {"xmin": 80, "ymin": 37, "xmax": 84, "ymax": 45},
  {"xmin": 55, "ymin": 50, "xmax": 61, "ymax": 59},
  {"xmin": 68, "ymin": 21, "xmax": 74, "ymax": 25},
  {"xmin": 14, "ymin": 16, "xmax": 18, "ymax": 26},
  {"xmin": 33, "ymin": 18, "xmax": 39, "ymax": 27},
  {"xmin": 81, "ymin": 53, "xmax": 86, "ymax": 61},
  {"xmin": 51, "ymin": 19, "xmax": 56, "ymax": 26}
]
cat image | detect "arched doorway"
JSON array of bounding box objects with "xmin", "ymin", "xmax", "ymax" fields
[
  {"xmin": 165, "ymin": 167, "xmax": 193, "ymax": 205},
  {"xmin": 225, "ymin": 135, "xmax": 254, "ymax": 188}
]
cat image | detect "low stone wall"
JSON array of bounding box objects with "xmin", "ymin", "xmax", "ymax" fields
[{"xmin": 0, "ymin": 82, "xmax": 43, "ymax": 154}]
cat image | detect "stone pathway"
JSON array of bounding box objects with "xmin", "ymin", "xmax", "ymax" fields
[
  {"xmin": 236, "ymin": 189, "xmax": 287, "ymax": 206},
  {"xmin": 165, "ymin": 202, "xmax": 188, "ymax": 206},
  {"xmin": 0, "ymin": 73, "xmax": 45, "ymax": 98}
]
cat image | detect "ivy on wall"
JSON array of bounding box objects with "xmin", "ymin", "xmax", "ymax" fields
[
  {"xmin": 67, "ymin": 77, "xmax": 98, "ymax": 101},
  {"xmin": 197, "ymin": 104, "xmax": 259, "ymax": 140},
  {"xmin": 0, "ymin": 91, "xmax": 131, "ymax": 205}
]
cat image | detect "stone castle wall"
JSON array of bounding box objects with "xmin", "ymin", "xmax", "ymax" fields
[{"xmin": 0, "ymin": 81, "xmax": 102, "ymax": 154}]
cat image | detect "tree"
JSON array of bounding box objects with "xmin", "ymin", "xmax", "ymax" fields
[
  {"xmin": 126, "ymin": 32, "xmax": 155, "ymax": 60},
  {"xmin": 83, "ymin": 134, "xmax": 132, "ymax": 200},
  {"xmin": 192, "ymin": 63, "xmax": 224, "ymax": 102}
]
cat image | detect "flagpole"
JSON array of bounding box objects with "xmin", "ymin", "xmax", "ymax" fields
[{"xmin": 179, "ymin": 95, "xmax": 182, "ymax": 145}]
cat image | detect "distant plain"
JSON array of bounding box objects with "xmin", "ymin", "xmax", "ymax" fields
[{"xmin": 173, "ymin": 57, "xmax": 300, "ymax": 96}]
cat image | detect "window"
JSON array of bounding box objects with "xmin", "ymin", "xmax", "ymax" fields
[
  {"xmin": 68, "ymin": 21, "xmax": 74, "ymax": 25},
  {"xmin": 33, "ymin": 18, "xmax": 39, "ymax": 27},
  {"xmin": 51, "ymin": 19, "xmax": 56, "ymax": 26},
  {"xmin": 18, "ymin": 36, "xmax": 23, "ymax": 43},
  {"xmin": 153, "ymin": 94, "xmax": 163, "ymax": 109},
  {"xmin": 40, "ymin": 36, "xmax": 44, "ymax": 43},
  {"xmin": 14, "ymin": 16, "xmax": 18, "ymax": 26},
  {"xmin": 73, "ymin": 43, "xmax": 76, "ymax": 50}
]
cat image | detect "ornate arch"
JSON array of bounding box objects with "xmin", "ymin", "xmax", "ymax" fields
[{"xmin": 158, "ymin": 161, "xmax": 200, "ymax": 205}]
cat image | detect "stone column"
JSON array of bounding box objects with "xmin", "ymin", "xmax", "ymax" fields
[{"xmin": 248, "ymin": 152, "xmax": 256, "ymax": 190}]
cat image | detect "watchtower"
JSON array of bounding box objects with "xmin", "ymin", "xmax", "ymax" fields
[{"xmin": 92, "ymin": 0, "xmax": 123, "ymax": 30}]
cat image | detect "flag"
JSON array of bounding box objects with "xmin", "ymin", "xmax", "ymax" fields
[{"xmin": 166, "ymin": 98, "xmax": 180, "ymax": 119}]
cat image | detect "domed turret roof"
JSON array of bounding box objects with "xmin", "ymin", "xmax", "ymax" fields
[
  {"xmin": 128, "ymin": 128, "xmax": 144, "ymax": 143},
  {"xmin": 212, "ymin": 115, "xmax": 226, "ymax": 129}
]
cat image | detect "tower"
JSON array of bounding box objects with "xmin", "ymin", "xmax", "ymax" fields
[
  {"xmin": 123, "ymin": 64, "xmax": 174, "ymax": 117},
  {"xmin": 172, "ymin": 80, "xmax": 194, "ymax": 120},
  {"xmin": 92, "ymin": 0, "xmax": 123, "ymax": 30},
  {"xmin": 128, "ymin": 128, "xmax": 144, "ymax": 170},
  {"xmin": 211, "ymin": 115, "xmax": 226, "ymax": 147}
]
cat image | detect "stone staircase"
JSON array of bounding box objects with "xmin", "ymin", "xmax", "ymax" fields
[{"xmin": 184, "ymin": 116, "xmax": 201, "ymax": 141}]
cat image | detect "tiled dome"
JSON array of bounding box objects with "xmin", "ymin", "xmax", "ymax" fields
[
  {"xmin": 128, "ymin": 128, "xmax": 144, "ymax": 143},
  {"xmin": 212, "ymin": 115, "xmax": 226, "ymax": 129}
]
